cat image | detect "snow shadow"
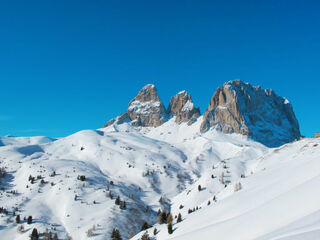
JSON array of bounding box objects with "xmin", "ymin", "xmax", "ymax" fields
[{"xmin": 16, "ymin": 145, "xmax": 44, "ymax": 156}]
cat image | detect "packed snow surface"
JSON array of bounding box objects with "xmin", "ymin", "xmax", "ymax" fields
[{"xmin": 0, "ymin": 118, "xmax": 319, "ymax": 240}]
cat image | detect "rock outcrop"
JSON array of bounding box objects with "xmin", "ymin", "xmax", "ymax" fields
[
  {"xmin": 103, "ymin": 84, "xmax": 167, "ymax": 127},
  {"xmin": 200, "ymin": 80, "xmax": 301, "ymax": 147},
  {"xmin": 168, "ymin": 91, "xmax": 200, "ymax": 125}
]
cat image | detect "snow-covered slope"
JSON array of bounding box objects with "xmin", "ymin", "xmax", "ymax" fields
[
  {"xmin": 132, "ymin": 136, "xmax": 320, "ymax": 240},
  {"xmin": 0, "ymin": 118, "xmax": 318, "ymax": 240}
]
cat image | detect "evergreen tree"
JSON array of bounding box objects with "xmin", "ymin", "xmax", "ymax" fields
[
  {"xmin": 167, "ymin": 223, "xmax": 173, "ymax": 234},
  {"xmin": 16, "ymin": 215, "xmax": 20, "ymax": 224},
  {"xmin": 115, "ymin": 196, "xmax": 121, "ymax": 205},
  {"xmin": 30, "ymin": 228, "xmax": 39, "ymax": 240},
  {"xmin": 160, "ymin": 211, "xmax": 167, "ymax": 224},
  {"xmin": 141, "ymin": 222, "xmax": 151, "ymax": 231},
  {"xmin": 53, "ymin": 233, "xmax": 58, "ymax": 240},
  {"xmin": 27, "ymin": 216, "xmax": 32, "ymax": 224},
  {"xmin": 120, "ymin": 201, "xmax": 126, "ymax": 209},
  {"xmin": 141, "ymin": 231, "xmax": 151, "ymax": 240},
  {"xmin": 111, "ymin": 228, "xmax": 122, "ymax": 240},
  {"xmin": 177, "ymin": 213, "xmax": 182, "ymax": 223}
]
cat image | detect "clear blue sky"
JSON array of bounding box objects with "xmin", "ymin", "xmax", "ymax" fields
[{"xmin": 0, "ymin": 0, "xmax": 319, "ymax": 137}]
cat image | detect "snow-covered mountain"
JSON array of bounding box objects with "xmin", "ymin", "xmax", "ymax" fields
[
  {"xmin": 104, "ymin": 80, "xmax": 300, "ymax": 147},
  {"xmin": 0, "ymin": 81, "xmax": 317, "ymax": 240}
]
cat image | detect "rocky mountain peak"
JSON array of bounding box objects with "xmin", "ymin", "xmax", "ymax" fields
[
  {"xmin": 103, "ymin": 84, "xmax": 167, "ymax": 128},
  {"xmin": 200, "ymin": 80, "xmax": 301, "ymax": 147},
  {"xmin": 130, "ymin": 84, "xmax": 160, "ymax": 103},
  {"xmin": 168, "ymin": 90, "xmax": 200, "ymax": 125}
]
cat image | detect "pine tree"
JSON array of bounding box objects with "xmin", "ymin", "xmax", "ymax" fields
[
  {"xmin": 27, "ymin": 216, "xmax": 32, "ymax": 224},
  {"xmin": 177, "ymin": 213, "xmax": 182, "ymax": 223},
  {"xmin": 115, "ymin": 196, "xmax": 121, "ymax": 205},
  {"xmin": 16, "ymin": 215, "xmax": 20, "ymax": 224},
  {"xmin": 111, "ymin": 228, "xmax": 122, "ymax": 240},
  {"xmin": 141, "ymin": 231, "xmax": 151, "ymax": 240},
  {"xmin": 160, "ymin": 211, "xmax": 167, "ymax": 224},
  {"xmin": 30, "ymin": 228, "xmax": 39, "ymax": 240},
  {"xmin": 167, "ymin": 223, "xmax": 173, "ymax": 234},
  {"xmin": 198, "ymin": 184, "xmax": 201, "ymax": 191},
  {"xmin": 141, "ymin": 222, "xmax": 151, "ymax": 231},
  {"xmin": 53, "ymin": 233, "xmax": 58, "ymax": 240}
]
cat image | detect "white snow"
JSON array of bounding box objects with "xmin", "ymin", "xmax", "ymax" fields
[
  {"xmin": 0, "ymin": 120, "xmax": 319, "ymax": 240},
  {"xmin": 181, "ymin": 100, "xmax": 194, "ymax": 112},
  {"xmin": 128, "ymin": 100, "xmax": 161, "ymax": 115}
]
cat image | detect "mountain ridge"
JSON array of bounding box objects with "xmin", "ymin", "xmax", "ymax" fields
[{"xmin": 104, "ymin": 80, "xmax": 300, "ymax": 147}]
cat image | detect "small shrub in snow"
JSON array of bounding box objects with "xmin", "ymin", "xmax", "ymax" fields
[
  {"xmin": 0, "ymin": 167, "xmax": 6, "ymax": 178},
  {"xmin": 43, "ymin": 229, "xmax": 53, "ymax": 240},
  {"xmin": 198, "ymin": 185, "xmax": 202, "ymax": 191},
  {"xmin": 17, "ymin": 224, "xmax": 24, "ymax": 233},
  {"xmin": 220, "ymin": 172, "xmax": 225, "ymax": 184},
  {"xmin": 87, "ymin": 227, "xmax": 94, "ymax": 237},
  {"xmin": 208, "ymin": 200, "xmax": 211, "ymax": 205},
  {"xmin": 77, "ymin": 175, "xmax": 86, "ymax": 181},
  {"xmin": 241, "ymin": 174, "xmax": 245, "ymax": 178},
  {"xmin": 108, "ymin": 191, "xmax": 114, "ymax": 199},
  {"xmin": 234, "ymin": 182, "xmax": 242, "ymax": 192},
  {"xmin": 153, "ymin": 228, "xmax": 157, "ymax": 235},
  {"xmin": 179, "ymin": 204, "xmax": 184, "ymax": 209}
]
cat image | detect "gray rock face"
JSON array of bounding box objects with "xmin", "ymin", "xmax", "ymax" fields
[
  {"xmin": 103, "ymin": 84, "xmax": 167, "ymax": 128},
  {"xmin": 168, "ymin": 91, "xmax": 200, "ymax": 125},
  {"xmin": 200, "ymin": 80, "xmax": 301, "ymax": 147}
]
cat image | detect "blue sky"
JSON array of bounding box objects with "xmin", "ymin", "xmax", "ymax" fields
[{"xmin": 0, "ymin": 0, "xmax": 319, "ymax": 137}]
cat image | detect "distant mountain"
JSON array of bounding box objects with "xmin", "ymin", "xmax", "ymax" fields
[{"xmin": 104, "ymin": 80, "xmax": 300, "ymax": 147}]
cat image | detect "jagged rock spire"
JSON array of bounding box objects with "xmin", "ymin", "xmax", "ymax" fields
[
  {"xmin": 200, "ymin": 80, "xmax": 300, "ymax": 147},
  {"xmin": 168, "ymin": 90, "xmax": 200, "ymax": 125},
  {"xmin": 103, "ymin": 84, "xmax": 167, "ymax": 127}
]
